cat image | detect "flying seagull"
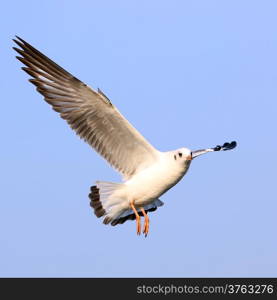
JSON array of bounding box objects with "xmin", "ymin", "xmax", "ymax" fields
[{"xmin": 13, "ymin": 36, "xmax": 237, "ymax": 237}]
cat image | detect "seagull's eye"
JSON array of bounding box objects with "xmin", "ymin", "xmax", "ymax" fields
[{"xmin": 178, "ymin": 152, "xmax": 182, "ymax": 158}]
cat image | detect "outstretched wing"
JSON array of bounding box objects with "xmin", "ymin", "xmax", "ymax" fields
[{"xmin": 13, "ymin": 36, "xmax": 159, "ymax": 179}]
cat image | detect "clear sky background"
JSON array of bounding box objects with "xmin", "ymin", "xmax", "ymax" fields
[{"xmin": 1, "ymin": 0, "xmax": 276, "ymax": 277}]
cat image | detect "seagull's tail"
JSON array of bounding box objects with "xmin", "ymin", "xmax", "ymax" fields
[{"xmin": 89, "ymin": 181, "xmax": 126, "ymax": 224}]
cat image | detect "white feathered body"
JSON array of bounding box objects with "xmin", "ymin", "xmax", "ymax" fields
[
  {"xmin": 125, "ymin": 151, "xmax": 191, "ymax": 205},
  {"xmin": 97, "ymin": 151, "xmax": 192, "ymax": 221}
]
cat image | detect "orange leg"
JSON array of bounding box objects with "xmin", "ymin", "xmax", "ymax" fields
[
  {"xmin": 130, "ymin": 201, "xmax": 141, "ymax": 235},
  {"xmin": 140, "ymin": 208, "xmax": 149, "ymax": 237}
]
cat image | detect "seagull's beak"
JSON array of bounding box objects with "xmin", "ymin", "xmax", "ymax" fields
[
  {"xmin": 191, "ymin": 148, "xmax": 213, "ymax": 159},
  {"xmin": 192, "ymin": 141, "xmax": 237, "ymax": 159}
]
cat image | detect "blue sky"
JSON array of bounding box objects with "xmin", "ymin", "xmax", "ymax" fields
[{"xmin": 1, "ymin": 0, "xmax": 276, "ymax": 277}]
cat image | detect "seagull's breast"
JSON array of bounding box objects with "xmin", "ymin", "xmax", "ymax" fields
[{"xmin": 125, "ymin": 152, "xmax": 191, "ymax": 206}]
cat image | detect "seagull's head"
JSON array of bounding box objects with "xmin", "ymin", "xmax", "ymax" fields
[
  {"xmin": 174, "ymin": 147, "xmax": 193, "ymax": 164},
  {"xmin": 174, "ymin": 141, "xmax": 237, "ymax": 166}
]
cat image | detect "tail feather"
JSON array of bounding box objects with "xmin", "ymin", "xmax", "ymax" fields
[
  {"xmin": 89, "ymin": 186, "xmax": 105, "ymax": 217},
  {"xmin": 89, "ymin": 181, "xmax": 126, "ymax": 224},
  {"xmin": 89, "ymin": 181, "xmax": 164, "ymax": 226}
]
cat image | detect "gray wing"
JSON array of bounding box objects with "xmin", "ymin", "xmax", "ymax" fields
[{"xmin": 13, "ymin": 36, "xmax": 159, "ymax": 179}]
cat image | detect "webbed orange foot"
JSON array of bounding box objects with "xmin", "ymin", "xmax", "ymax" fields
[
  {"xmin": 130, "ymin": 201, "xmax": 141, "ymax": 235},
  {"xmin": 141, "ymin": 208, "xmax": 149, "ymax": 237}
]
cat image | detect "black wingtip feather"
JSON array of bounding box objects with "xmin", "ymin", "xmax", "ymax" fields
[
  {"xmin": 21, "ymin": 67, "xmax": 37, "ymax": 78},
  {"xmin": 13, "ymin": 39, "xmax": 23, "ymax": 48},
  {"xmin": 15, "ymin": 36, "xmax": 31, "ymax": 47}
]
